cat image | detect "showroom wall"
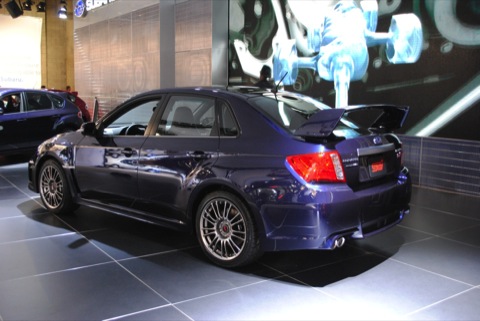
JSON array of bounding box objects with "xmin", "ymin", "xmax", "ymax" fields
[{"xmin": 73, "ymin": 0, "xmax": 228, "ymax": 117}]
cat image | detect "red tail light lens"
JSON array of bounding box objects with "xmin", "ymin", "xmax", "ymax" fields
[{"xmin": 286, "ymin": 151, "xmax": 346, "ymax": 183}]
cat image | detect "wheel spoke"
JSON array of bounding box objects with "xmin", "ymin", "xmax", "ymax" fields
[
  {"xmin": 225, "ymin": 238, "xmax": 241, "ymax": 254},
  {"xmin": 212, "ymin": 201, "xmax": 222, "ymax": 220},
  {"xmin": 222, "ymin": 202, "xmax": 232, "ymax": 219}
]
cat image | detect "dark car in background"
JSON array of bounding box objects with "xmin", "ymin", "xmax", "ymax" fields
[
  {"xmin": 49, "ymin": 89, "xmax": 91, "ymax": 122},
  {"xmin": 0, "ymin": 88, "xmax": 83, "ymax": 156},
  {"xmin": 28, "ymin": 87, "xmax": 411, "ymax": 268}
]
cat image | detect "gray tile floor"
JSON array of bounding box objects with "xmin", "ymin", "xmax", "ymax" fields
[{"xmin": 1, "ymin": 160, "xmax": 479, "ymax": 321}]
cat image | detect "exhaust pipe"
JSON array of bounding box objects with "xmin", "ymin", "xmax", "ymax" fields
[{"xmin": 334, "ymin": 237, "xmax": 346, "ymax": 249}]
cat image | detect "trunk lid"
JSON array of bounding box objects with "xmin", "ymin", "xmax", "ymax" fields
[{"xmin": 294, "ymin": 105, "xmax": 408, "ymax": 189}]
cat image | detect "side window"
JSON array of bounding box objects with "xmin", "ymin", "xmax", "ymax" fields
[
  {"xmin": 219, "ymin": 101, "xmax": 238, "ymax": 137},
  {"xmin": 26, "ymin": 92, "xmax": 52, "ymax": 111},
  {"xmin": 1, "ymin": 94, "xmax": 21, "ymax": 114},
  {"xmin": 103, "ymin": 99, "xmax": 160, "ymax": 136},
  {"xmin": 50, "ymin": 94, "xmax": 64, "ymax": 108},
  {"xmin": 157, "ymin": 96, "xmax": 215, "ymax": 137}
]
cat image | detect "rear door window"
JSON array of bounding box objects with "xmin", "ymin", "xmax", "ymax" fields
[
  {"xmin": 157, "ymin": 95, "xmax": 216, "ymax": 137},
  {"xmin": 26, "ymin": 92, "xmax": 54, "ymax": 111}
]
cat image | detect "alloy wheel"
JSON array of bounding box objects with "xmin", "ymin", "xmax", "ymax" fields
[
  {"xmin": 199, "ymin": 197, "xmax": 247, "ymax": 261},
  {"xmin": 40, "ymin": 163, "xmax": 65, "ymax": 209}
]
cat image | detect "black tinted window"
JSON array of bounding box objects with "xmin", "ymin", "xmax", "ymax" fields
[
  {"xmin": 26, "ymin": 92, "xmax": 53, "ymax": 111},
  {"xmin": 1, "ymin": 94, "xmax": 21, "ymax": 113},
  {"xmin": 249, "ymin": 93, "xmax": 361, "ymax": 138}
]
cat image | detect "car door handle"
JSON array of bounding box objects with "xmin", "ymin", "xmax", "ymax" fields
[
  {"xmin": 189, "ymin": 151, "xmax": 209, "ymax": 160},
  {"xmin": 122, "ymin": 148, "xmax": 135, "ymax": 157}
]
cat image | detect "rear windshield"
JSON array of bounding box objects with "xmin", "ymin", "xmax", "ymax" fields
[{"xmin": 248, "ymin": 93, "xmax": 364, "ymax": 138}]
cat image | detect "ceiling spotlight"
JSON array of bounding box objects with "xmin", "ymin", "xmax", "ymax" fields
[
  {"xmin": 58, "ymin": 5, "xmax": 67, "ymax": 19},
  {"xmin": 36, "ymin": 1, "xmax": 45, "ymax": 12},
  {"xmin": 22, "ymin": 0, "xmax": 33, "ymax": 11}
]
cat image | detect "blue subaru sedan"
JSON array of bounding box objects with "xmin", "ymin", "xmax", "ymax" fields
[
  {"xmin": 28, "ymin": 87, "xmax": 411, "ymax": 268},
  {"xmin": 0, "ymin": 88, "xmax": 83, "ymax": 156}
]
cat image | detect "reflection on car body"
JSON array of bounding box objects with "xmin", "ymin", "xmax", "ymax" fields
[{"xmin": 28, "ymin": 86, "xmax": 411, "ymax": 268}]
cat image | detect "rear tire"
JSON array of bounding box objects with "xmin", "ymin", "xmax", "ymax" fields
[
  {"xmin": 196, "ymin": 191, "xmax": 262, "ymax": 268},
  {"xmin": 39, "ymin": 159, "xmax": 77, "ymax": 215}
]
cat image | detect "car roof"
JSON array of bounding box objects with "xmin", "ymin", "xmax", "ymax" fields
[
  {"xmin": 125, "ymin": 86, "xmax": 297, "ymax": 103},
  {"xmin": 0, "ymin": 88, "xmax": 62, "ymax": 96}
]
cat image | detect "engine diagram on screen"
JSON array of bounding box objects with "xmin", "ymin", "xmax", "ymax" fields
[{"xmin": 229, "ymin": 0, "xmax": 480, "ymax": 139}]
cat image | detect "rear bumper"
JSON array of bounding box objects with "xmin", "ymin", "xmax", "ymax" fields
[{"xmin": 258, "ymin": 169, "xmax": 411, "ymax": 251}]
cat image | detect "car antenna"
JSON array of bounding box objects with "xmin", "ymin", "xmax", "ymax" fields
[{"xmin": 274, "ymin": 71, "xmax": 288, "ymax": 99}]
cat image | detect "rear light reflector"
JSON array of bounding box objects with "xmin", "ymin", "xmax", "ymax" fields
[{"xmin": 286, "ymin": 151, "xmax": 346, "ymax": 183}]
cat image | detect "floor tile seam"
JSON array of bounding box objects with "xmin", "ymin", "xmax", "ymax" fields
[
  {"xmin": 108, "ymin": 256, "xmax": 178, "ymax": 307},
  {"xmin": 109, "ymin": 244, "xmax": 201, "ymax": 263},
  {"xmin": 167, "ymin": 277, "xmax": 280, "ymax": 306},
  {"xmin": 403, "ymin": 286, "xmax": 478, "ymax": 318},
  {"xmin": 280, "ymin": 274, "xmax": 342, "ymax": 301},
  {"xmin": 389, "ymin": 256, "xmax": 476, "ymax": 287},
  {"xmin": 0, "ymin": 197, "xmax": 35, "ymax": 202},
  {"xmin": 437, "ymin": 230, "xmax": 480, "ymax": 250},
  {"xmin": 409, "ymin": 203, "xmax": 480, "ymax": 222},
  {"xmin": 0, "ymin": 175, "xmax": 39, "ymax": 202},
  {"xmin": 396, "ymin": 224, "xmax": 443, "ymax": 239},
  {"xmin": 0, "ymin": 230, "xmax": 78, "ymax": 246},
  {"xmin": 103, "ymin": 304, "xmax": 195, "ymax": 321},
  {"xmin": 0, "ymin": 214, "xmax": 31, "ymax": 221},
  {"xmin": 397, "ymin": 224, "xmax": 480, "ymax": 249},
  {"xmin": 0, "ymin": 260, "xmax": 117, "ymax": 284},
  {"xmin": 258, "ymin": 252, "xmax": 374, "ymax": 301},
  {"xmin": 48, "ymin": 214, "xmax": 177, "ymax": 305}
]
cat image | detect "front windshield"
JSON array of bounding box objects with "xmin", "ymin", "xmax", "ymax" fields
[{"xmin": 249, "ymin": 93, "xmax": 362, "ymax": 138}]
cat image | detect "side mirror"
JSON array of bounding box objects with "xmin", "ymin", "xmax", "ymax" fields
[{"xmin": 81, "ymin": 122, "xmax": 97, "ymax": 136}]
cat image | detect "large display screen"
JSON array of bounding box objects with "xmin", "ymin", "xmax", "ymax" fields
[{"xmin": 228, "ymin": 0, "xmax": 480, "ymax": 140}]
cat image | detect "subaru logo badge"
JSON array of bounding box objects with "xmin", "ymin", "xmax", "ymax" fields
[{"xmin": 373, "ymin": 136, "xmax": 382, "ymax": 145}]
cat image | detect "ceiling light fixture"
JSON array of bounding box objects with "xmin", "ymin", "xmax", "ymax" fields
[
  {"xmin": 22, "ymin": 0, "xmax": 33, "ymax": 11},
  {"xmin": 36, "ymin": 1, "xmax": 45, "ymax": 12},
  {"xmin": 58, "ymin": 0, "xmax": 67, "ymax": 19}
]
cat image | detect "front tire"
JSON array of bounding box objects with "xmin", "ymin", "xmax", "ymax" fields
[
  {"xmin": 39, "ymin": 159, "xmax": 77, "ymax": 214},
  {"xmin": 196, "ymin": 191, "xmax": 262, "ymax": 268}
]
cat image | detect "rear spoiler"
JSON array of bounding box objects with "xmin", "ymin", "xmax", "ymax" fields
[
  {"xmin": 294, "ymin": 105, "xmax": 409, "ymax": 138},
  {"xmin": 345, "ymin": 104, "xmax": 409, "ymax": 133}
]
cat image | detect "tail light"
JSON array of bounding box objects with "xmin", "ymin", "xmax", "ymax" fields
[{"xmin": 286, "ymin": 151, "xmax": 346, "ymax": 183}]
